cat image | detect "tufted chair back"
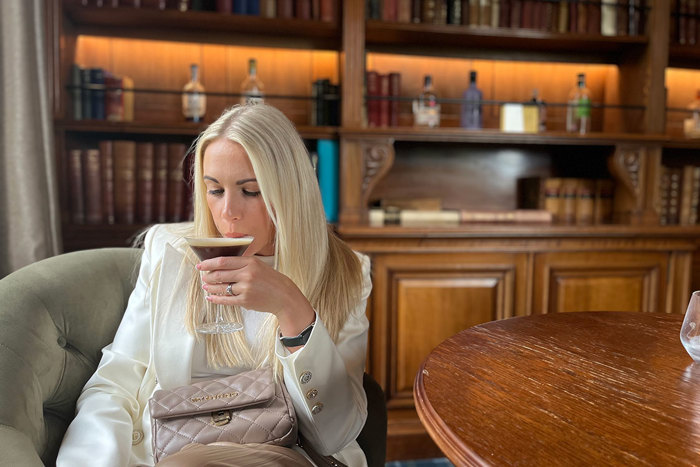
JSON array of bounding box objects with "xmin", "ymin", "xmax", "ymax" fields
[
  {"xmin": 0, "ymin": 248, "xmax": 142, "ymax": 466},
  {"xmin": 0, "ymin": 247, "xmax": 387, "ymax": 467}
]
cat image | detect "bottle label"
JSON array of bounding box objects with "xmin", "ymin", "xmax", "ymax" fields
[
  {"xmin": 242, "ymin": 94, "xmax": 264, "ymax": 105},
  {"xmin": 413, "ymin": 101, "xmax": 441, "ymax": 127},
  {"xmin": 576, "ymin": 96, "xmax": 591, "ymax": 118},
  {"xmin": 184, "ymin": 92, "xmax": 206, "ymax": 117}
]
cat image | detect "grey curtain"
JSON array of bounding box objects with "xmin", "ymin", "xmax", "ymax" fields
[{"xmin": 0, "ymin": 0, "xmax": 61, "ymax": 277}]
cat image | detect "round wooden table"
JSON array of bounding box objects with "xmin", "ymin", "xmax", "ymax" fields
[{"xmin": 414, "ymin": 312, "xmax": 700, "ymax": 466}]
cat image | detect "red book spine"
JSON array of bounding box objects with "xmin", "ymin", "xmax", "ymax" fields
[
  {"xmin": 99, "ymin": 140, "xmax": 115, "ymax": 224},
  {"xmin": 68, "ymin": 149, "xmax": 85, "ymax": 224},
  {"xmin": 153, "ymin": 142, "xmax": 169, "ymax": 223},
  {"xmin": 379, "ymin": 74, "xmax": 390, "ymax": 127},
  {"xmin": 276, "ymin": 0, "xmax": 293, "ymax": 17},
  {"xmin": 113, "ymin": 140, "xmax": 137, "ymax": 224},
  {"xmin": 167, "ymin": 143, "xmax": 186, "ymax": 222},
  {"xmin": 216, "ymin": 0, "xmax": 232, "ymax": 12},
  {"xmin": 382, "ymin": 0, "xmax": 398, "ymax": 21},
  {"xmin": 366, "ymin": 71, "xmax": 380, "ymax": 127},
  {"xmin": 320, "ymin": 0, "xmax": 335, "ymax": 21},
  {"xmin": 136, "ymin": 142, "xmax": 155, "ymax": 224},
  {"xmin": 83, "ymin": 148, "xmax": 103, "ymax": 224},
  {"xmin": 389, "ymin": 72, "xmax": 401, "ymax": 127},
  {"xmin": 296, "ymin": 0, "xmax": 311, "ymax": 18}
]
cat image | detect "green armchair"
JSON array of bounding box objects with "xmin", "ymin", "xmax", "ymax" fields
[{"xmin": 0, "ymin": 248, "xmax": 387, "ymax": 466}]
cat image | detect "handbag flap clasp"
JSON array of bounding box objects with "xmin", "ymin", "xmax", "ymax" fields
[{"xmin": 211, "ymin": 410, "xmax": 232, "ymax": 426}]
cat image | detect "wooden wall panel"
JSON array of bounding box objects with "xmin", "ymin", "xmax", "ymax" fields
[
  {"xmin": 370, "ymin": 252, "xmax": 528, "ymax": 409},
  {"xmin": 533, "ymin": 251, "xmax": 669, "ymax": 314}
]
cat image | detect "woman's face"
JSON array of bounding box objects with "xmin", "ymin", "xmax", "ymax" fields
[{"xmin": 202, "ymin": 138, "xmax": 275, "ymax": 256}]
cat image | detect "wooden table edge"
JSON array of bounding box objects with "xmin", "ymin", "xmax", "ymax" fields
[{"xmin": 413, "ymin": 358, "xmax": 490, "ymax": 467}]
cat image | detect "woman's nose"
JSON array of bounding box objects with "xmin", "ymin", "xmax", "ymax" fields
[{"xmin": 222, "ymin": 197, "xmax": 241, "ymax": 221}]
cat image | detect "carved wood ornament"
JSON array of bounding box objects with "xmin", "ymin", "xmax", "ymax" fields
[{"xmin": 360, "ymin": 138, "xmax": 395, "ymax": 208}]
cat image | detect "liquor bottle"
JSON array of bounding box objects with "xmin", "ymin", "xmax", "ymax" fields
[
  {"xmin": 412, "ymin": 75, "xmax": 440, "ymax": 128},
  {"xmin": 460, "ymin": 70, "xmax": 483, "ymax": 129},
  {"xmin": 182, "ymin": 64, "xmax": 206, "ymax": 123},
  {"xmin": 530, "ymin": 88, "xmax": 547, "ymax": 132},
  {"xmin": 566, "ymin": 73, "xmax": 591, "ymax": 135},
  {"xmin": 240, "ymin": 58, "xmax": 265, "ymax": 105},
  {"xmin": 684, "ymin": 89, "xmax": 700, "ymax": 137}
]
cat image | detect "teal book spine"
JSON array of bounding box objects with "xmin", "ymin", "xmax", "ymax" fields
[{"xmin": 317, "ymin": 139, "xmax": 338, "ymax": 223}]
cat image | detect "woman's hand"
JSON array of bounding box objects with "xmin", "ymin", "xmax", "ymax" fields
[{"xmin": 196, "ymin": 256, "xmax": 315, "ymax": 339}]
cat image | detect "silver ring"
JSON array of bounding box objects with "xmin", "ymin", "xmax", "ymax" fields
[{"xmin": 225, "ymin": 283, "xmax": 234, "ymax": 296}]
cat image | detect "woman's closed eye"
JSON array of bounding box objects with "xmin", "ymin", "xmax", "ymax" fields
[
  {"xmin": 242, "ymin": 188, "xmax": 261, "ymax": 197},
  {"xmin": 207, "ymin": 188, "xmax": 224, "ymax": 196}
]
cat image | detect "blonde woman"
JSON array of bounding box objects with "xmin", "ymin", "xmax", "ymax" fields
[{"xmin": 57, "ymin": 104, "xmax": 372, "ymax": 466}]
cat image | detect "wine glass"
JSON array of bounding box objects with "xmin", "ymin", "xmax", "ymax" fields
[
  {"xmin": 184, "ymin": 235, "xmax": 254, "ymax": 334},
  {"xmin": 680, "ymin": 290, "xmax": 700, "ymax": 361}
]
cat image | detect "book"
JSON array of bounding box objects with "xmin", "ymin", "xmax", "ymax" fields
[
  {"xmin": 379, "ymin": 74, "xmax": 390, "ymax": 127},
  {"xmin": 559, "ymin": 178, "xmax": 579, "ymax": 225},
  {"xmin": 68, "ymin": 149, "xmax": 85, "ymax": 224},
  {"xmin": 136, "ymin": 142, "xmax": 155, "ymax": 224},
  {"xmin": 276, "ymin": 0, "xmax": 293, "ymax": 17},
  {"xmin": 617, "ymin": 0, "xmax": 629, "ymax": 35},
  {"xmin": 218, "ymin": 0, "xmax": 233, "ymax": 12},
  {"xmin": 80, "ymin": 67, "xmax": 92, "ymax": 120},
  {"xmin": 575, "ymin": 178, "xmax": 595, "ymax": 225},
  {"xmin": 167, "ymin": 143, "xmax": 187, "ymax": 222},
  {"xmin": 369, "ymin": 208, "xmax": 552, "ymax": 227},
  {"xmin": 153, "ymin": 142, "xmax": 169, "ymax": 223},
  {"xmin": 104, "ymin": 72, "xmax": 124, "ymax": 122},
  {"xmin": 558, "ymin": 0, "xmax": 569, "ymax": 32},
  {"xmin": 593, "ymin": 179, "xmax": 614, "ymax": 224},
  {"xmin": 587, "ymin": 0, "xmax": 601, "ymax": 34},
  {"xmin": 667, "ymin": 167, "xmax": 682, "ymax": 225},
  {"xmin": 71, "ymin": 64, "xmax": 82, "ymax": 120},
  {"xmin": 90, "ymin": 68, "xmax": 106, "ymax": 120},
  {"xmin": 113, "ymin": 140, "xmax": 137, "ymax": 224},
  {"xmin": 122, "ymin": 76, "xmax": 135, "ymax": 122},
  {"xmin": 296, "ymin": 0, "xmax": 311, "ymax": 19},
  {"xmin": 517, "ymin": 176, "xmax": 562, "ymax": 223},
  {"xmin": 382, "ymin": 0, "xmax": 398, "ymax": 21},
  {"xmin": 398, "ymin": 0, "xmax": 413, "ymax": 22},
  {"xmin": 99, "ymin": 140, "xmax": 115, "ymax": 224},
  {"xmin": 83, "ymin": 148, "xmax": 103, "ymax": 224},
  {"xmin": 317, "ymin": 139, "xmax": 339, "ymax": 223},
  {"xmin": 260, "ymin": 0, "xmax": 276, "ymax": 17},
  {"xmin": 679, "ymin": 165, "xmax": 700, "ymax": 225},
  {"xmin": 388, "ymin": 72, "xmax": 401, "ymax": 127},
  {"xmin": 366, "ymin": 71, "xmax": 380, "ymax": 127}
]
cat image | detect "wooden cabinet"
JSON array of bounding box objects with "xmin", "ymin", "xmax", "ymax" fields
[{"xmin": 342, "ymin": 225, "xmax": 697, "ymax": 459}]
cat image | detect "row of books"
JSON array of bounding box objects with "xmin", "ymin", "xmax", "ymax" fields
[
  {"xmin": 76, "ymin": 0, "xmax": 338, "ymax": 21},
  {"xmin": 368, "ymin": 206, "xmax": 553, "ymax": 226},
  {"xmin": 660, "ymin": 165, "xmax": 700, "ymax": 226},
  {"xmin": 366, "ymin": 71, "xmax": 401, "ymax": 128},
  {"xmin": 370, "ymin": 0, "xmax": 647, "ymax": 36},
  {"xmin": 671, "ymin": 0, "xmax": 700, "ymax": 46},
  {"xmin": 70, "ymin": 65, "xmax": 134, "ymax": 122},
  {"xmin": 310, "ymin": 79, "xmax": 341, "ymax": 126},
  {"xmin": 67, "ymin": 141, "xmax": 192, "ymax": 225},
  {"xmin": 517, "ymin": 177, "xmax": 615, "ymax": 224}
]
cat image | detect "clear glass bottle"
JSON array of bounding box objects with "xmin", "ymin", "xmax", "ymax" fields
[
  {"xmin": 566, "ymin": 73, "xmax": 591, "ymax": 135},
  {"xmin": 531, "ymin": 88, "xmax": 547, "ymax": 132},
  {"xmin": 182, "ymin": 63, "xmax": 206, "ymax": 122},
  {"xmin": 412, "ymin": 75, "xmax": 440, "ymax": 128},
  {"xmin": 460, "ymin": 70, "xmax": 483, "ymax": 129},
  {"xmin": 689, "ymin": 90, "xmax": 700, "ymax": 128},
  {"xmin": 240, "ymin": 58, "xmax": 265, "ymax": 105}
]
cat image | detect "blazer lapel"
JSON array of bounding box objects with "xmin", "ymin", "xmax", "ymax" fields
[{"xmin": 152, "ymin": 243, "xmax": 196, "ymax": 389}]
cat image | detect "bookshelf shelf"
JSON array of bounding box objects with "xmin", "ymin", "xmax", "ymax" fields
[
  {"xmin": 338, "ymin": 223, "xmax": 700, "ymax": 239},
  {"xmin": 56, "ymin": 120, "xmax": 338, "ymax": 139},
  {"xmin": 668, "ymin": 45, "xmax": 700, "ymax": 69},
  {"xmin": 340, "ymin": 127, "xmax": 672, "ymax": 146},
  {"xmin": 63, "ymin": 2, "xmax": 341, "ymax": 50},
  {"xmin": 365, "ymin": 20, "xmax": 648, "ymax": 63}
]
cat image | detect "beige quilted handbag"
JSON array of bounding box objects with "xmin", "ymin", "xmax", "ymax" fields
[{"xmin": 148, "ymin": 367, "xmax": 297, "ymax": 462}]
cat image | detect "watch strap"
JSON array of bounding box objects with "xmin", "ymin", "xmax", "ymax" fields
[{"xmin": 279, "ymin": 323, "xmax": 314, "ymax": 347}]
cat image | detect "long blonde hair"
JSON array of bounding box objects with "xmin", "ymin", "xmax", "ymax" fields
[{"xmin": 184, "ymin": 104, "xmax": 362, "ymax": 369}]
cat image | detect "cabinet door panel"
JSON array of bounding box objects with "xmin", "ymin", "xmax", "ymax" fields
[
  {"xmin": 371, "ymin": 252, "xmax": 528, "ymax": 408},
  {"xmin": 533, "ymin": 252, "xmax": 668, "ymax": 314}
]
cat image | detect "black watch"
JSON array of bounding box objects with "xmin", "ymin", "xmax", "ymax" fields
[{"xmin": 279, "ymin": 323, "xmax": 314, "ymax": 347}]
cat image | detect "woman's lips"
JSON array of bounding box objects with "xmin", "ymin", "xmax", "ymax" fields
[{"xmin": 224, "ymin": 232, "xmax": 247, "ymax": 238}]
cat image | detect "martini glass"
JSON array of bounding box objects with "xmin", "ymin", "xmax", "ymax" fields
[{"xmin": 184, "ymin": 235, "xmax": 254, "ymax": 334}]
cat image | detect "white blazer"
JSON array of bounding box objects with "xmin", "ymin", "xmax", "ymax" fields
[{"xmin": 56, "ymin": 224, "xmax": 372, "ymax": 466}]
